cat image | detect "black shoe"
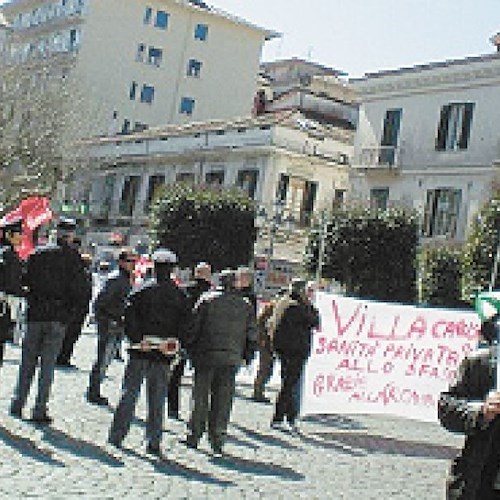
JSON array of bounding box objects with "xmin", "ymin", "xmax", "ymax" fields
[
  {"xmin": 108, "ymin": 438, "xmax": 122, "ymax": 449},
  {"xmin": 87, "ymin": 394, "xmax": 109, "ymax": 406},
  {"xmin": 211, "ymin": 444, "xmax": 223, "ymax": 458},
  {"xmin": 252, "ymin": 395, "xmax": 271, "ymax": 403},
  {"xmin": 31, "ymin": 413, "xmax": 53, "ymax": 425},
  {"xmin": 168, "ymin": 411, "xmax": 180, "ymax": 421},
  {"xmin": 9, "ymin": 406, "xmax": 22, "ymax": 419},
  {"xmin": 57, "ymin": 360, "xmax": 77, "ymax": 369},
  {"xmin": 146, "ymin": 443, "xmax": 162, "ymax": 457},
  {"xmin": 183, "ymin": 436, "xmax": 198, "ymax": 450}
]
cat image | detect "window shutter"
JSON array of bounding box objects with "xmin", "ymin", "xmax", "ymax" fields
[
  {"xmin": 458, "ymin": 103, "xmax": 474, "ymax": 150},
  {"xmin": 435, "ymin": 105, "xmax": 451, "ymax": 151}
]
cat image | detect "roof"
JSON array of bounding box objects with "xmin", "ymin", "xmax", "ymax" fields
[
  {"xmin": 261, "ymin": 57, "xmax": 347, "ymax": 77},
  {"xmin": 351, "ymin": 51, "xmax": 500, "ymax": 82}
]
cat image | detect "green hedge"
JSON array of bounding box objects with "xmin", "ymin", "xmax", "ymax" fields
[
  {"xmin": 305, "ymin": 208, "xmax": 418, "ymax": 302},
  {"xmin": 149, "ymin": 183, "xmax": 256, "ymax": 271}
]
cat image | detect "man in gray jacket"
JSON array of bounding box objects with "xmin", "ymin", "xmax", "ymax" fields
[{"xmin": 185, "ymin": 269, "xmax": 257, "ymax": 457}]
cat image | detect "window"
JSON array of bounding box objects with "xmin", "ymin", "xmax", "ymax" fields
[
  {"xmin": 370, "ymin": 187, "xmax": 389, "ymax": 211},
  {"xmin": 148, "ymin": 47, "xmax": 162, "ymax": 67},
  {"xmin": 121, "ymin": 119, "xmax": 131, "ymax": 134},
  {"xmin": 155, "ymin": 10, "xmax": 169, "ymax": 29},
  {"xmin": 176, "ymin": 172, "xmax": 195, "ymax": 183},
  {"xmin": 69, "ymin": 28, "xmax": 79, "ymax": 51},
  {"xmin": 379, "ymin": 108, "xmax": 402, "ymax": 165},
  {"xmin": 145, "ymin": 174, "xmax": 165, "ymax": 210},
  {"xmin": 140, "ymin": 85, "xmax": 155, "ymax": 104},
  {"xmin": 180, "ymin": 97, "xmax": 195, "ymax": 115},
  {"xmin": 194, "ymin": 23, "xmax": 208, "ymax": 41},
  {"xmin": 423, "ymin": 188, "xmax": 462, "ymax": 238},
  {"xmin": 206, "ymin": 170, "xmax": 224, "ymax": 186},
  {"xmin": 120, "ymin": 176, "xmax": 141, "ymax": 216},
  {"xmin": 236, "ymin": 169, "xmax": 259, "ymax": 199},
  {"xmin": 144, "ymin": 7, "xmax": 152, "ymax": 24},
  {"xmin": 133, "ymin": 122, "xmax": 148, "ymax": 132},
  {"xmin": 102, "ymin": 174, "xmax": 115, "ymax": 213},
  {"xmin": 436, "ymin": 103, "xmax": 474, "ymax": 151},
  {"xmin": 332, "ymin": 189, "xmax": 346, "ymax": 211},
  {"xmin": 129, "ymin": 81, "xmax": 137, "ymax": 100},
  {"xmin": 136, "ymin": 43, "xmax": 145, "ymax": 62},
  {"xmin": 187, "ymin": 59, "xmax": 202, "ymax": 77}
]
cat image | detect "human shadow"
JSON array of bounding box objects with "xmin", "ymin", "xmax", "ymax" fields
[
  {"xmin": 305, "ymin": 431, "xmax": 459, "ymax": 460},
  {"xmin": 39, "ymin": 425, "xmax": 124, "ymax": 467},
  {"xmin": 226, "ymin": 433, "xmax": 259, "ymax": 451},
  {"xmin": 207, "ymin": 451, "xmax": 304, "ymax": 482},
  {"xmin": 0, "ymin": 423, "xmax": 64, "ymax": 467},
  {"xmin": 121, "ymin": 447, "xmax": 235, "ymax": 487},
  {"xmin": 231, "ymin": 423, "xmax": 300, "ymax": 450},
  {"xmin": 301, "ymin": 414, "xmax": 366, "ymax": 431}
]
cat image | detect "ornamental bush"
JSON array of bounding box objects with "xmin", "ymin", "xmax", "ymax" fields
[
  {"xmin": 305, "ymin": 208, "xmax": 418, "ymax": 303},
  {"xmin": 461, "ymin": 191, "xmax": 500, "ymax": 303},
  {"xmin": 149, "ymin": 183, "xmax": 256, "ymax": 271}
]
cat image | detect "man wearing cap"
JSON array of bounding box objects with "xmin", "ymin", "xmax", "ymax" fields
[
  {"xmin": 167, "ymin": 261, "xmax": 212, "ymax": 420},
  {"xmin": 270, "ymin": 278, "xmax": 319, "ymax": 433},
  {"xmin": 87, "ymin": 248, "xmax": 137, "ymax": 406},
  {"xmin": 9, "ymin": 217, "xmax": 87, "ymax": 424},
  {"xmin": 108, "ymin": 248, "xmax": 190, "ymax": 456},
  {"xmin": 184, "ymin": 269, "xmax": 257, "ymax": 457},
  {"xmin": 0, "ymin": 217, "xmax": 24, "ymax": 369}
]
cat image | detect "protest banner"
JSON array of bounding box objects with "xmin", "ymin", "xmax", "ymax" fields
[{"xmin": 301, "ymin": 292, "xmax": 481, "ymax": 422}]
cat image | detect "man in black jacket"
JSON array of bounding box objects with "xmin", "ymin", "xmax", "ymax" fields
[
  {"xmin": 87, "ymin": 248, "xmax": 137, "ymax": 406},
  {"xmin": 438, "ymin": 316, "xmax": 500, "ymax": 499},
  {"xmin": 108, "ymin": 248, "xmax": 189, "ymax": 456},
  {"xmin": 0, "ymin": 217, "xmax": 24, "ymax": 368},
  {"xmin": 185, "ymin": 269, "xmax": 257, "ymax": 456},
  {"xmin": 271, "ymin": 278, "xmax": 319, "ymax": 432},
  {"xmin": 167, "ymin": 261, "xmax": 212, "ymax": 420},
  {"xmin": 10, "ymin": 218, "xmax": 85, "ymax": 424}
]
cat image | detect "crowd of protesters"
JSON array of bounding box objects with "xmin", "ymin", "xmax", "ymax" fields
[{"xmin": 0, "ymin": 215, "xmax": 320, "ymax": 458}]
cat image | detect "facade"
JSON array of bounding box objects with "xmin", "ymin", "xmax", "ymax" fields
[
  {"xmin": 0, "ymin": 0, "xmax": 277, "ymax": 137},
  {"xmin": 77, "ymin": 110, "xmax": 353, "ymax": 250},
  {"xmin": 350, "ymin": 42, "xmax": 500, "ymax": 242}
]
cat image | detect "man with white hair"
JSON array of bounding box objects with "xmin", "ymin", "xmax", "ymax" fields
[{"xmin": 108, "ymin": 248, "xmax": 190, "ymax": 456}]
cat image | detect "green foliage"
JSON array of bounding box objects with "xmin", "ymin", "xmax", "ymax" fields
[
  {"xmin": 305, "ymin": 208, "xmax": 418, "ymax": 302},
  {"xmin": 461, "ymin": 192, "xmax": 500, "ymax": 303},
  {"xmin": 419, "ymin": 246, "xmax": 465, "ymax": 308},
  {"xmin": 149, "ymin": 183, "xmax": 256, "ymax": 271}
]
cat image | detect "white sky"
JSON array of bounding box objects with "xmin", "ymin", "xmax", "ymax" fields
[{"xmin": 1, "ymin": 0, "xmax": 499, "ymax": 77}]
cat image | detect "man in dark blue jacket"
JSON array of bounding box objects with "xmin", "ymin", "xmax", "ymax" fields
[
  {"xmin": 10, "ymin": 218, "xmax": 85, "ymax": 424},
  {"xmin": 87, "ymin": 248, "xmax": 137, "ymax": 406},
  {"xmin": 108, "ymin": 248, "xmax": 190, "ymax": 456}
]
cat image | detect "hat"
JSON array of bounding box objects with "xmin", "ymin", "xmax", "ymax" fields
[
  {"xmin": 1, "ymin": 216, "xmax": 23, "ymax": 233},
  {"xmin": 57, "ymin": 217, "xmax": 77, "ymax": 232},
  {"xmin": 152, "ymin": 248, "xmax": 178, "ymax": 264}
]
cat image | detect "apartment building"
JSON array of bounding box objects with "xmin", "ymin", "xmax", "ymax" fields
[
  {"xmin": 350, "ymin": 36, "xmax": 500, "ymax": 242},
  {"xmin": 0, "ymin": 0, "xmax": 278, "ymax": 137}
]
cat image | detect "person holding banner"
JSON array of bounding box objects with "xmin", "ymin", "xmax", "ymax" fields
[
  {"xmin": 0, "ymin": 217, "xmax": 24, "ymax": 368},
  {"xmin": 438, "ymin": 315, "xmax": 500, "ymax": 499},
  {"xmin": 271, "ymin": 278, "xmax": 319, "ymax": 433}
]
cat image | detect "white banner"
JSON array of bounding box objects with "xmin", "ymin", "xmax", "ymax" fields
[{"xmin": 301, "ymin": 292, "xmax": 482, "ymax": 422}]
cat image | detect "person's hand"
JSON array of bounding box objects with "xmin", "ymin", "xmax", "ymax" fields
[
  {"xmin": 140, "ymin": 339, "xmax": 151, "ymax": 352},
  {"xmin": 482, "ymin": 392, "xmax": 500, "ymax": 422}
]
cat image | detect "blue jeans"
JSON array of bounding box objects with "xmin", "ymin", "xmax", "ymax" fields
[
  {"xmin": 109, "ymin": 358, "xmax": 170, "ymax": 448},
  {"xmin": 11, "ymin": 321, "xmax": 66, "ymax": 417}
]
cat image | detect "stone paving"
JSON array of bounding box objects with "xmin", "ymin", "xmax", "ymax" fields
[{"xmin": 0, "ymin": 328, "xmax": 464, "ymax": 499}]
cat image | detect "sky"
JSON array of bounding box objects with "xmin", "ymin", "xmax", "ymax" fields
[{"xmin": 1, "ymin": 0, "xmax": 499, "ymax": 78}]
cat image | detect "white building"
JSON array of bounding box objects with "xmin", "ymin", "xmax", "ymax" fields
[
  {"xmin": 350, "ymin": 37, "xmax": 500, "ymax": 242},
  {"xmin": 79, "ymin": 110, "xmax": 353, "ymax": 248},
  {"xmin": 0, "ymin": 0, "xmax": 278, "ymax": 137}
]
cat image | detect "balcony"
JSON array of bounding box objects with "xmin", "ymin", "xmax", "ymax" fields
[{"xmin": 353, "ymin": 146, "xmax": 401, "ymax": 170}]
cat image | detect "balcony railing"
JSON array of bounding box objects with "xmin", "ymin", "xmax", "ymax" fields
[{"xmin": 353, "ymin": 146, "xmax": 401, "ymax": 169}]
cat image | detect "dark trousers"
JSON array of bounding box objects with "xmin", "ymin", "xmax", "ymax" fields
[
  {"xmin": 109, "ymin": 358, "xmax": 170, "ymax": 448},
  {"xmin": 11, "ymin": 321, "xmax": 66, "ymax": 417},
  {"xmin": 273, "ymin": 355, "xmax": 306, "ymax": 425},
  {"xmin": 0, "ymin": 340, "xmax": 5, "ymax": 367},
  {"xmin": 253, "ymin": 345, "xmax": 274, "ymax": 397},
  {"xmin": 188, "ymin": 364, "xmax": 237, "ymax": 448},
  {"xmin": 88, "ymin": 322, "xmax": 121, "ymax": 397},
  {"xmin": 57, "ymin": 314, "xmax": 86, "ymax": 364},
  {"xmin": 167, "ymin": 358, "xmax": 186, "ymax": 416}
]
